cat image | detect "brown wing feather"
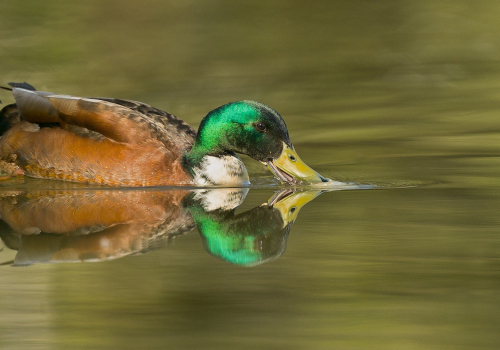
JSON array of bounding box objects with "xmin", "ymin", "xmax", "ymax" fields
[
  {"xmin": 12, "ymin": 88, "xmax": 196, "ymax": 151},
  {"xmin": 95, "ymin": 97, "xmax": 196, "ymax": 152}
]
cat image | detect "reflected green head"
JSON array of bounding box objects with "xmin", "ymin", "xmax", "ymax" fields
[{"xmin": 189, "ymin": 204, "xmax": 290, "ymax": 267}]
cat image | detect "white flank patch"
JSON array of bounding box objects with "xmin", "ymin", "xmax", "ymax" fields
[{"xmin": 192, "ymin": 155, "xmax": 250, "ymax": 186}]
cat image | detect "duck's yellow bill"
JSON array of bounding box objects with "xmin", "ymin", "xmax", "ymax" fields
[
  {"xmin": 267, "ymin": 143, "xmax": 328, "ymax": 185},
  {"xmin": 269, "ymin": 190, "xmax": 323, "ymax": 226}
]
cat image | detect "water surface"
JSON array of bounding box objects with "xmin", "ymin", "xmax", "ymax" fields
[{"xmin": 1, "ymin": 1, "xmax": 500, "ymax": 349}]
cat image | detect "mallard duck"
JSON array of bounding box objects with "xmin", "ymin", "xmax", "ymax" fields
[{"xmin": 0, "ymin": 82, "xmax": 328, "ymax": 186}]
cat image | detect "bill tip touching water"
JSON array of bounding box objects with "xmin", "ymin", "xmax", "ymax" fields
[{"xmin": 0, "ymin": 82, "xmax": 332, "ymax": 187}]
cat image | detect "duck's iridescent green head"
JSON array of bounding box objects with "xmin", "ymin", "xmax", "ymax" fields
[{"xmin": 187, "ymin": 101, "xmax": 328, "ymax": 185}]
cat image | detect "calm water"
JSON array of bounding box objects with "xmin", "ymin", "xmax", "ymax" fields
[{"xmin": 1, "ymin": 1, "xmax": 500, "ymax": 349}]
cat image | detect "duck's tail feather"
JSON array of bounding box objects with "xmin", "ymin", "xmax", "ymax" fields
[
  {"xmin": 0, "ymin": 104, "xmax": 21, "ymax": 136},
  {"xmin": 1, "ymin": 82, "xmax": 37, "ymax": 93},
  {"xmin": 6, "ymin": 82, "xmax": 37, "ymax": 91},
  {"xmin": 0, "ymin": 82, "xmax": 37, "ymax": 135}
]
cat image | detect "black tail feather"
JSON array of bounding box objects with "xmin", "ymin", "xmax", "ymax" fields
[
  {"xmin": 0, "ymin": 82, "xmax": 36, "ymax": 135},
  {"xmin": 1, "ymin": 82, "xmax": 37, "ymax": 92},
  {"xmin": 7, "ymin": 82, "xmax": 36, "ymax": 91},
  {"xmin": 0, "ymin": 104, "xmax": 21, "ymax": 136}
]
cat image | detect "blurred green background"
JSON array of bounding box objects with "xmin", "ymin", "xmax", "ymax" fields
[{"xmin": 1, "ymin": 1, "xmax": 500, "ymax": 349}]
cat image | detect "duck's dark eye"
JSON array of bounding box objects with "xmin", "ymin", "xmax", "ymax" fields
[{"xmin": 254, "ymin": 122, "xmax": 267, "ymax": 132}]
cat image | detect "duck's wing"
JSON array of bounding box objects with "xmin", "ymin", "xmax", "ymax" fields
[
  {"xmin": 12, "ymin": 88, "xmax": 196, "ymax": 153},
  {"xmin": 94, "ymin": 97, "xmax": 197, "ymax": 152}
]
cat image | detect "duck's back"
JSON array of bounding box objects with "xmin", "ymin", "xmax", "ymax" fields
[
  {"xmin": 0, "ymin": 86, "xmax": 197, "ymax": 186},
  {"xmin": 92, "ymin": 97, "xmax": 196, "ymax": 154}
]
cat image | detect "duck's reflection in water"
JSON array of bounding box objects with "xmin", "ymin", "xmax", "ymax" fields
[{"xmin": 0, "ymin": 188, "xmax": 322, "ymax": 266}]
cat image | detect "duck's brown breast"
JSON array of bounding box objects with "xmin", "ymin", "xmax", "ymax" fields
[{"xmin": 0, "ymin": 121, "xmax": 193, "ymax": 186}]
